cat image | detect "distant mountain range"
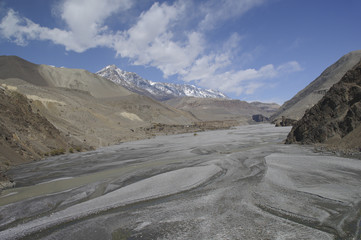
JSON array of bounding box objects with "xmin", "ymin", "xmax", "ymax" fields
[
  {"xmin": 0, "ymin": 56, "xmax": 197, "ymax": 167},
  {"xmin": 96, "ymin": 65, "xmax": 227, "ymax": 101}
]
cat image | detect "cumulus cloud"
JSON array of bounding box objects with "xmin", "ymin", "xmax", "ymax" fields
[
  {"xmin": 112, "ymin": 2, "xmax": 204, "ymax": 77},
  {"xmin": 0, "ymin": 0, "xmax": 302, "ymax": 97},
  {"xmin": 0, "ymin": 0, "xmax": 131, "ymax": 51},
  {"xmin": 58, "ymin": 0, "xmax": 132, "ymax": 47},
  {"xmin": 0, "ymin": 9, "xmax": 76, "ymax": 48}
]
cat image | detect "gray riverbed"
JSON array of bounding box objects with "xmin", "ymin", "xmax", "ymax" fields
[{"xmin": 0, "ymin": 124, "xmax": 360, "ymax": 239}]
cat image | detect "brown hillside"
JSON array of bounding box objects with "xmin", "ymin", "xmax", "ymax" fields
[
  {"xmin": 0, "ymin": 56, "xmax": 199, "ymax": 151},
  {"xmin": 164, "ymin": 97, "xmax": 279, "ymax": 123},
  {"xmin": 0, "ymin": 56, "xmax": 49, "ymax": 86},
  {"xmin": 0, "ymin": 87, "xmax": 82, "ymax": 172}
]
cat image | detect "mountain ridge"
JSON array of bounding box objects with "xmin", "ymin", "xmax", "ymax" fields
[
  {"xmin": 163, "ymin": 97, "xmax": 280, "ymax": 123},
  {"xmin": 286, "ymin": 59, "xmax": 361, "ymax": 151},
  {"xmin": 96, "ymin": 65, "xmax": 228, "ymax": 101},
  {"xmin": 0, "ymin": 55, "xmax": 200, "ymax": 150},
  {"xmin": 270, "ymin": 50, "xmax": 361, "ymax": 122}
]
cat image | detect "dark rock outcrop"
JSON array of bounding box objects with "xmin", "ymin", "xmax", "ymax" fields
[
  {"xmin": 271, "ymin": 50, "xmax": 361, "ymax": 122},
  {"xmin": 286, "ymin": 60, "xmax": 361, "ymax": 149},
  {"xmin": 252, "ymin": 114, "xmax": 269, "ymax": 122},
  {"xmin": 274, "ymin": 116, "xmax": 297, "ymax": 127}
]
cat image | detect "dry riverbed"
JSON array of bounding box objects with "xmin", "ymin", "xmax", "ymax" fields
[{"xmin": 0, "ymin": 124, "xmax": 360, "ymax": 239}]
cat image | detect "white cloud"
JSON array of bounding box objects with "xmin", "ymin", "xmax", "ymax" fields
[
  {"xmin": 112, "ymin": 2, "xmax": 203, "ymax": 78},
  {"xmin": 0, "ymin": 9, "xmax": 89, "ymax": 51},
  {"xmin": 58, "ymin": 0, "xmax": 131, "ymax": 46},
  {"xmin": 0, "ymin": 0, "xmax": 302, "ymax": 98},
  {"xmin": 194, "ymin": 61, "xmax": 301, "ymax": 96},
  {"xmin": 199, "ymin": 0, "xmax": 265, "ymax": 30},
  {"xmin": 277, "ymin": 61, "xmax": 303, "ymax": 73},
  {"xmin": 0, "ymin": 9, "xmax": 39, "ymax": 46},
  {"xmin": 0, "ymin": 0, "xmax": 131, "ymax": 52}
]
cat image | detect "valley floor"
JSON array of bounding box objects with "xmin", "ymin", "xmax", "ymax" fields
[{"xmin": 0, "ymin": 124, "xmax": 360, "ymax": 239}]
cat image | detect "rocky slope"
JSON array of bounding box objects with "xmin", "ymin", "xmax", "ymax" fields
[
  {"xmin": 271, "ymin": 50, "xmax": 361, "ymax": 122},
  {"xmin": 0, "ymin": 87, "xmax": 85, "ymax": 183},
  {"xmin": 96, "ymin": 65, "xmax": 227, "ymax": 100},
  {"xmin": 286, "ymin": 60, "xmax": 361, "ymax": 150}
]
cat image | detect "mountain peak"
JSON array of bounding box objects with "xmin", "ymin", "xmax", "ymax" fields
[
  {"xmin": 97, "ymin": 65, "xmax": 228, "ymax": 101},
  {"xmin": 105, "ymin": 64, "xmax": 117, "ymax": 70}
]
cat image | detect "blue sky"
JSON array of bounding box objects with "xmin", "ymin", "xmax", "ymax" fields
[{"xmin": 0, "ymin": 0, "xmax": 360, "ymax": 104}]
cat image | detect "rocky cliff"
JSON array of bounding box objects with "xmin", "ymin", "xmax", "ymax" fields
[
  {"xmin": 286, "ymin": 60, "xmax": 361, "ymax": 150},
  {"xmin": 271, "ymin": 50, "xmax": 361, "ymax": 122}
]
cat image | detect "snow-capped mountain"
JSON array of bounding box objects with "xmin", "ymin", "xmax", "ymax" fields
[{"xmin": 96, "ymin": 65, "xmax": 228, "ymax": 101}]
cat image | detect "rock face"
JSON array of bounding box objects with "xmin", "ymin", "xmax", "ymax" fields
[
  {"xmin": 252, "ymin": 114, "xmax": 269, "ymax": 122},
  {"xmin": 271, "ymin": 50, "xmax": 361, "ymax": 122},
  {"xmin": 96, "ymin": 65, "xmax": 228, "ymax": 100},
  {"xmin": 0, "ymin": 87, "xmax": 79, "ymax": 171},
  {"xmin": 274, "ymin": 116, "xmax": 297, "ymax": 127},
  {"xmin": 286, "ymin": 60, "xmax": 361, "ymax": 150}
]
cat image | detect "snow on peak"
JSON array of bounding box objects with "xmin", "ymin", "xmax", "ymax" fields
[{"xmin": 96, "ymin": 65, "xmax": 228, "ymax": 101}]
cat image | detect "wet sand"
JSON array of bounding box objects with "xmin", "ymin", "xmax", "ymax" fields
[{"xmin": 0, "ymin": 124, "xmax": 360, "ymax": 239}]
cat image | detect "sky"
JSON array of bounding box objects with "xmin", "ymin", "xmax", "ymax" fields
[{"xmin": 0, "ymin": 0, "xmax": 360, "ymax": 104}]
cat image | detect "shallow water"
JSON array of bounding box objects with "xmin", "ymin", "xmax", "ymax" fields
[{"xmin": 0, "ymin": 124, "xmax": 360, "ymax": 239}]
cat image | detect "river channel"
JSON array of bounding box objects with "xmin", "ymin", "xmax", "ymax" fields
[{"xmin": 0, "ymin": 124, "xmax": 360, "ymax": 239}]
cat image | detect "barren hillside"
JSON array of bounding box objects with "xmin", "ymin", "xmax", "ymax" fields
[
  {"xmin": 271, "ymin": 50, "xmax": 361, "ymax": 122},
  {"xmin": 0, "ymin": 56, "xmax": 199, "ymax": 151},
  {"xmin": 0, "ymin": 87, "xmax": 84, "ymax": 173},
  {"xmin": 164, "ymin": 97, "xmax": 279, "ymax": 123},
  {"xmin": 286, "ymin": 60, "xmax": 361, "ymax": 150}
]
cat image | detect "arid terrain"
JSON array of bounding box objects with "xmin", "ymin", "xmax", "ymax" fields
[
  {"xmin": 1, "ymin": 124, "xmax": 360, "ymax": 239},
  {"xmin": 163, "ymin": 97, "xmax": 279, "ymax": 122},
  {"xmin": 0, "ymin": 55, "xmax": 279, "ymax": 189},
  {"xmin": 1, "ymin": 0, "xmax": 361, "ymax": 239},
  {"xmin": 1, "ymin": 50, "xmax": 361, "ymax": 240},
  {"xmin": 0, "ymin": 56, "xmax": 279, "ymax": 173}
]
